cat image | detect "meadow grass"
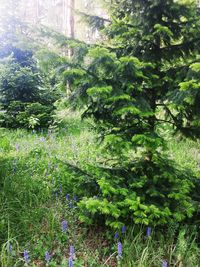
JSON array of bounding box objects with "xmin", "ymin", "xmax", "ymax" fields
[{"xmin": 0, "ymin": 116, "xmax": 200, "ymax": 266}]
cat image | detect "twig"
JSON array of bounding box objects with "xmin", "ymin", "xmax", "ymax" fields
[{"xmin": 103, "ymin": 251, "xmax": 118, "ymax": 266}]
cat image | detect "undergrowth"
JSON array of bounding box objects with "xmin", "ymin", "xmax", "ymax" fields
[{"xmin": 0, "ymin": 115, "xmax": 200, "ymax": 266}]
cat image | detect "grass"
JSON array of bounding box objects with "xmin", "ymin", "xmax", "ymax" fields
[
  {"xmin": 168, "ymin": 137, "xmax": 200, "ymax": 177},
  {"xmin": 0, "ymin": 115, "xmax": 200, "ymax": 266}
]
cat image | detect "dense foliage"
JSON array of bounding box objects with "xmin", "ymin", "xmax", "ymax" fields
[
  {"xmin": 61, "ymin": 0, "xmax": 200, "ymax": 227},
  {"xmin": 0, "ymin": 45, "xmax": 59, "ymax": 129},
  {"xmin": 0, "ymin": 0, "xmax": 61, "ymax": 130}
]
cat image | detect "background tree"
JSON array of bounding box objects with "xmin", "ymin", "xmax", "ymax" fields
[
  {"xmin": 0, "ymin": 2, "xmax": 60, "ymax": 129},
  {"xmin": 0, "ymin": 46, "xmax": 59, "ymax": 129}
]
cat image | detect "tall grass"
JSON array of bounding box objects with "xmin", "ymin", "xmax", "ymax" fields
[{"xmin": 168, "ymin": 138, "xmax": 200, "ymax": 177}]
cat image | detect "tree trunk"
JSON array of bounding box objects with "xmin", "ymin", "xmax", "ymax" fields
[
  {"xmin": 67, "ymin": 0, "xmax": 75, "ymax": 39},
  {"xmin": 67, "ymin": 0, "xmax": 75, "ymax": 57},
  {"xmin": 63, "ymin": 0, "xmax": 68, "ymax": 35}
]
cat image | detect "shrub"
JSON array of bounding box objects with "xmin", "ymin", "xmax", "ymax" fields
[{"xmin": 0, "ymin": 46, "xmax": 58, "ymax": 129}]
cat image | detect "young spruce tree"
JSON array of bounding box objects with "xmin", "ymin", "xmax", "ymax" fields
[{"xmin": 64, "ymin": 0, "xmax": 200, "ymax": 228}]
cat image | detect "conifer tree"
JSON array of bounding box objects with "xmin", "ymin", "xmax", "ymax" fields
[
  {"xmin": 63, "ymin": 0, "xmax": 200, "ymax": 227},
  {"xmin": 0, "ymin": 1, "xmax": 59, "ymax": 129}
]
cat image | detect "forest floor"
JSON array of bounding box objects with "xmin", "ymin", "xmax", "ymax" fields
[{"xmin": 0, "ymin": 115, "xmax": 200, "ymax": 267}]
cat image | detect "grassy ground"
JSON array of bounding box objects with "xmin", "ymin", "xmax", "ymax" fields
[{"xmin": 0, "ymin": 116, "xmax": 200, "ymax": 266}]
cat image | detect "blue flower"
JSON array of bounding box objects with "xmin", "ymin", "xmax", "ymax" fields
[
  {"xmin": 41, "ymin": 137, "xmax": 46, "ymax": 142},
  {"xmin": 114, "ymin": 231, "xmax": 119, "ymax": 239},
  {"xmin": 45, "ymin": 251, "xmax": 51, "ymax": 263},
  {"xmin": 122, "ymin": 225, "xmax": 126, "ymax": 234},
  {"xmin": 117, "ymin": 242, "xmax": 122, "ymax": 258},
  {"xmin": 68, "ymin": 257, "xmax": 73, "ymax": 267},
  {"xmin": 61, "ymin": 220, "xmax": 68, "ymax": 232},
  {"xmin": 162, "ymin": 260, "xmax": 168, "ymax": 267},
  {"xmin": 73, "ymin": 195, "xmax": 78, "ymax": 202},
  {"xmin": 66, "ymin": 194, "xmax": 70, "ymax": 201},
  {"xmin": 147, "ymin": 227, "xmax": 152, "ymax": 237},
  {"xmin": 70, "ymin": 245, "xmax": 75, "ymax": 259},
  {"xmin": 69, "ymin": 202, "xmax": 74, "ymax": 209},
  {"xmin": 23, "ymin": 250, "xmax": 30, "ymax": 264}
]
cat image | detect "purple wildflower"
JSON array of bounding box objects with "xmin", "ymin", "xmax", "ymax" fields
[
  {"xmin": 162, "ymin": 260, "xmax": 168, "ymax": 267},
  {"xmin": 122, "ymin": 225, "xmax": 126, "ymax": 234},
  {"xmin": 61, "ymin": 220, "xmax": 68, "ymax": 232},
  {"xmin": 114, "ymin": 231, "xmax": 119, "ymax": 239},
  {"xmin": 41, "ymin": 137, "xmax": 46, "ymax": 142},
  {"xmin": 23, "ymin": 250, "xmax": 30, "ymax": 264},
  {"xmin": 66, "ymin": 194, "xmax": 70, "ymax": 201},
  {"xmin": 45, "ymin": 251, "xmax": 51, "ymax": 263},
  {"xmin": 68, "ymin": 257, "xmax": 73, "ymax": 267},
  {"xmin": 69, "ymin": 202, "xmax": 74, "ymax": 209},
  {"xmin": 70, "ymin": 246, "xmax": 75, "ymax": 259},
  {"xmin": 147, "ymin": 227, "xmax": 152, "ymax": 237},
  {"xmin": 73, "ymin": 196, "xmax": 78, "ymax": 202},
  {"xmin": 117, "ymin": 242, "xmax": 122, "ymax": 258}
]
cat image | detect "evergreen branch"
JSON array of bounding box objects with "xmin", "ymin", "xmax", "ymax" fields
[
  {"xmin": 155, "ymin": 119, "xmax": 176, "ymax": 126},
  {"xmin": 55, "ymin": 158, "xmax": 99, "ymax": 185},
  {"xmin": 78, "ymin": 11, "xmax": 139, "ymax": 30},
  {"xmin": 77, "ymin": 11, "xmax": 112, "ymax": 24},
  {"xmin": 160, "ymin": 37, "xmax": 200, "ymax": 53},
  {"xmin": 60, "ymin": 61, "xmax": 100, "ymax": 81},
  {"xmin": 162, "ymin": 16, "xmax": 200, "ymax": 27},
  {"xmin": 156, "ymin": 103, "xmax": 180, "ymax": 126}
]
